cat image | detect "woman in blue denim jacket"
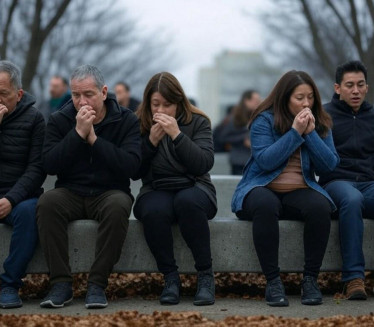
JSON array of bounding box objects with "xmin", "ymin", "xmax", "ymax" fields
[{"xmin": 231, "ymin": 71, "xmax": 339, "ymax": 307}]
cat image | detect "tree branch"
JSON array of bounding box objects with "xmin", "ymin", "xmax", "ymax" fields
[{"xmin": 0, "ymin": 0, "xmax": 19, "ymax": 59}]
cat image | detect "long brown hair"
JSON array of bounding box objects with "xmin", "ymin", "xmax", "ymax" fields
[
  {"xmin": 250, "ymin": 70, "xmax": 332, "ymax": 137},
  {"xmin": 233, "ymin": 90, "xmax": 259, "ymax": 128},
  {"xmin": 137, "ymin": 72, "xmax": 210, "ymax": 135}
]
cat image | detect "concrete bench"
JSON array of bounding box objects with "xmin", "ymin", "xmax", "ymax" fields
[{"xmin": 1, "ymin": 175, "xmax": 374, "ymax": 274}]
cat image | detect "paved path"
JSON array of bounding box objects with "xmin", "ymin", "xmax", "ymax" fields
[{"xmin": 2, "ymin": 296, "xmax": 373, "ymax": 321}]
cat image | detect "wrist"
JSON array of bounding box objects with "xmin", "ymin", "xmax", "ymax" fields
[{"xmin": 171, "ymin": 130, "xmax": 181, "ymax": 141}]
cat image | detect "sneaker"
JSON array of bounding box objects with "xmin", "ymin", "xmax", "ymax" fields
[
  {"xmin": 85, "ymin": 283, "xmax": 108, "ymax": 309},
  {"xmin": 193, "ymin": 268, "xmax": 215, "ymax": 306},
  {"xmin": 301, "ymin": 276, "xmax": 322, "ymax": 305},
  {"xmin": 40, "ymin": 282, "xmax": 73, "ymax": 308},
  {"xmin": 344, "ymin": 278, "xmax": 367, "ymax": 300},
  {"xmin": 160, "ymin": 271, "xmax": 180, "ymax": 305},
  {"xmin": 0, "ymin": 287, "xmax": 22, "ymax": 309},
  {"xmin": 265, "ymin": 276, "xmax": 289, "ymax": 307}
]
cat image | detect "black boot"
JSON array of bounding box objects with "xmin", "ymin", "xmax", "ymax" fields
[
  {"xmin": 160, "ymin": 271, "xmax": 180, "ymax": 305},
  {"xmin": 193, "ymin": 268, "xmax": 215, "ymax": 306}
]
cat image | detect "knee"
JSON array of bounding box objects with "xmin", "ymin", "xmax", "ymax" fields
[
  {"xmin": 11, "ymin": 199, "xmax": 38, "ymax": 228},
  {"xmin": 104, "ymin": 193, "xmax": 132, "ymax": 219}
]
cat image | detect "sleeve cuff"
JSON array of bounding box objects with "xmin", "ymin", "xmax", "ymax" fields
[{"xmin": 172, "ymin": 132, "xmax": 184, "ymax": 145}]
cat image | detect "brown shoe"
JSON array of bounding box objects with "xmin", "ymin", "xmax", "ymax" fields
[{"xmin": 344, "ymin": 278, "xmax": 367, "ymax": 300}]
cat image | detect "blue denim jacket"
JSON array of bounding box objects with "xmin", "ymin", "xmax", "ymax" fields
[{"xmin": 231, "ymin": 110, "xmax": 340, "ymax": 213}]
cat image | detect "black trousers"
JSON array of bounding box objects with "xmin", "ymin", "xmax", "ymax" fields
[
  {"xmin": 37, "ymin": 188, "xmax": 132, "ymax": 288},
  {"xmin": 134, "ymin": 186, "xmax": 216, "ymax": 275},
  {"xmin": 237, "ymin": 187, "xmax": 331, "ymax": 281}
]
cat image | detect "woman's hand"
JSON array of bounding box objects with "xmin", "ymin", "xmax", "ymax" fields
[
  {"xmin": 149, "ymin": 123, "xmax": 166, "ymax": 147},
  {"xmin": 292, "ymin": 108, "xmax": 311, "ymax": 135},
  {"xmin": 304, "ymin": 111, "xmax": 315, "ymax": 135},
  {"xmin": 153, "ymin": 113, "xmax": 181, "ymax": 140}
]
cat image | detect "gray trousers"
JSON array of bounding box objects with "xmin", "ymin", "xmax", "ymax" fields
[{"xmin": 36, "ymin": 188, "xmax": 132, "ymax": 288}]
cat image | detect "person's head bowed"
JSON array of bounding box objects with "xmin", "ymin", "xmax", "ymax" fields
[
  {"xmin": 251, "ymin": 70, "xmax": 332, "ymax": 137},
  {"xmin": 137, "ymin": 72, "xmax": 209, "ymax": 135}
]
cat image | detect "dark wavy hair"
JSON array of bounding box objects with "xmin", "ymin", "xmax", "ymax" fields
[
  {"xmin": 136, "ymin": 72, "xmax": 210, "ymax": 135},
  {"xmin": 250, "ymin": 70, "xmax": 332, "ymax": 137}
]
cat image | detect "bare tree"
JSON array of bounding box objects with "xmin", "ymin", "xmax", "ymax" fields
[
  {"xmin": 0, "ymin": 0, "xmax": 175, "ymax": 101},
  {"xmin": 261, "ymin": 0, "xmax": 374, "ymax": 101}
]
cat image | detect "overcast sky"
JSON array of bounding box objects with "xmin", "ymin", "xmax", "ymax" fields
[{"xmin": 121, "ymin": 0, "xmax": 272, "ymax": 98}]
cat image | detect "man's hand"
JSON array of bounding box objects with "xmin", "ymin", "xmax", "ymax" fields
[
  {"xmin": 87, "ymin": 125, "xmax": 97, "ymax": 145},
  {"xmin": 0, "ymin": 104, "xmax": 9, "ymax": 124},
  {"xmin": 0, "ymin": 198, "xmax": 12, "ymax": 219},
  {"xmin": 75, "ymin": 105, "xmax": 96, "ymax": 140},
  {"xmin": 153, "ymin": 113, "xmax": 181, "ymax": 140},
  {"xmin": 149, "ymin": 123, "xmax": 166, "ymax": 147}
]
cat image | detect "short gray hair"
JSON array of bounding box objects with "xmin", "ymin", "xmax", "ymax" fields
[
  {"xmin": 0, "ymin": 60, "xmax": 22, "ymax": 89},
  {"xmin": 70, "ymin": 64, "xmax": 105, "ymax": 89}
]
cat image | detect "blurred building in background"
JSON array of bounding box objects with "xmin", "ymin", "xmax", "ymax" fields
[{"xmin": 198, "ymin": 50, "xmax": 281, "ymax": 127}]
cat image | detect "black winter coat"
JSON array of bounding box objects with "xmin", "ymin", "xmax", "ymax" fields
[
  {"xmin": 0, "ymin": 92, "xmax": 46, "ymax": 206},
  {"xmin": 135, "ymin": 113, "xmax": 217, "ymax": 211},
  {"xmin": 319, "ymin": 93, "xmax": 374, "ymax": 185},
  {"xmin": 42, "ymin": 93, "xmax": 141, "ymax": 199}
]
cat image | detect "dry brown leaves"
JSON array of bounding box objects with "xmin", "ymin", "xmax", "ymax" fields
[
  {"xmin": 19, "ymin": 272, "xmax": 374, "ymax": 300},
  {"xmin": 1, "ymin": 311, "xmax": 374, "ymax": 327}
]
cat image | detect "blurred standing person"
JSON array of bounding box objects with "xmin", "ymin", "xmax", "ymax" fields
[
  {"xmin": 114, "ymin": 81, "xmax": 140, "ymax": 112},
  {"xmin": 212, "ymin": 105, "xmax": 234, "ymax": 153},
  {"xmin": 221, "ymin": 90, "xmax": 261, "ymax": 174},
  {"xmin": 0, "ymin": 60, "xmax": 46, "ymax": 308},
  {"xmin": 232, "ymin": 71, "xmax": 339, "ymax": 306},
  {"xmin": 134, "ymin": 72, "xmax": 217, "ymax": 306},
  {"xmin": 40, "ymin": 76, "xmax": 71, "ymax": 122}
]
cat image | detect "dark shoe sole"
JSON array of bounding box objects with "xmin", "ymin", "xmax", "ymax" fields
[
  {"xmin": 347, "ymin": 292, "xmax": 367, "ymax": 300},
  {"xmin": 301, "ymin": 298, "xmax": 323, "ymax": 305},
  {"xmin": 266, "ymin": 300, "xmax": 289, "ymax": 307},
  {"xmin": 160, "ymin": 299, "xmax": 180, "ymax": 305},
  {"xmin": 85, "ymin": 302, "xmax": 108, "ymax": 309},
  {"xmin": 40, "ymin": 297, "xmax": 73, "ymax": 308},
  {"xmin": 0, "ymin": 302, "xmax": 22, "ymax": 309},
  {"xmin": 193, "ymin": 299, "xmax": 215, "ymax": 306}
]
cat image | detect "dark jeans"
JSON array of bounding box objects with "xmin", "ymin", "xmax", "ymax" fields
[
  {"xmin": 36, "ymin": 188, "xmax": 132, "ymax": 288},
  {"xmin": 237, "ymin": 187, "xmax": 331, "ymax": 281},
  {"xmin": 0, "ymin": 198, "xmax": 39, "ymax": 289},
  {"xmin": 134, "ymin": 186, "xmax": 216, "ymax": 275},
  {"xmin": 325, "ymin": 181, "xmax": 374, "ymax": 282}
]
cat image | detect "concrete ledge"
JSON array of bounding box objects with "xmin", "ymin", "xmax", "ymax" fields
[{"xmin": 2, "ymin": 175, "xmax": 374, "ymax": 274}]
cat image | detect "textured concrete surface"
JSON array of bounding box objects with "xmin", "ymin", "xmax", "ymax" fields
[{"xmin": 2, "ymin": 296, "xmax": 374, "ymax": 320}]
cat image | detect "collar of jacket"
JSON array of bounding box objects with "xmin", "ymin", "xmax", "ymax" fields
[
  {"xmin": 2, "ymin": 91, "xmax": 36, "ymax": 123},
  {"xmin": 59, "ymin": 92, "xmax": 122, "ymax": 124},
  {"xmin": 331, "ymin": 92, "xmax": 372, "ymax": 114}
]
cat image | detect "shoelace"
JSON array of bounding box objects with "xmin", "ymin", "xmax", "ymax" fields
[
  {"xmin": 87, "ymin": 284, "xmax": 103, "ymax": 297},
  {"xmin": 269, "ymin": 280, "xmax": 284, "ymax": 297},
  {"xmin": 49, "ymin": 283, "xmax": 70, "ymax": 296},
  {"xmin": 303, "ymin": 277, "xmax": 318, "ymax": 292},
  {"xmin": 346, "ymin": 279, "xmax": 364, "ymax": 293},
  {"xmin": 198, "ymin": 275, "xmax": 212, "ymax": 289}
]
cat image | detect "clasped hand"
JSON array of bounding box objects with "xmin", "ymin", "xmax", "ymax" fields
[
  {"xmin": 75, "ymin": 106, "xmax": 97, "ymax": 145},
  {"xmin": 149, "ymin": 113, "xmax": 181, "ymax": 147},
  {"xmin": 292, "ymin": 108, "xmax": 315, "ymax": 135},
  {"xmin": 0, "ymin": 104, "xmax": 9, "ymax": 124}
]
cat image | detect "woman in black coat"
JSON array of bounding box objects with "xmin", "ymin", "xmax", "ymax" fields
[{"xmin": 134, "ymin": 72, "xmax": 217, "ymax": 306}]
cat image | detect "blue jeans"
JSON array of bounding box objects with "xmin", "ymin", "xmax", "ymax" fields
[
  {"xmin": 325, "ymin": 181, "xmax": 374, "ymax": 282},
  {"xmin": 0, "ymin": 198, "xmax": 38, "ymax": 289}
]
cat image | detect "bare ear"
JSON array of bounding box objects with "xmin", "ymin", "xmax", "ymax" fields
[
  {"xmin": 334, "ymin": 83, "xmax": 340, "ymax": 95},
  {"xmin": 102, "ymin": 85, "xmax": 108, "ymax": 100},
  {"xmin": 17, "ymin": 89, "xmax": 24, "ymax": 102}
]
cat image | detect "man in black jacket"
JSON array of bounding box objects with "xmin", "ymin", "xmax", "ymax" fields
[
  {"xmin": 319, "ymin": 60, "xmax": 374, "ymax": 300},
  {"xmin": 0, "ymin": 60, "xmax": 46, "ymax": 308},
  {"xmin": 37, "ymin": 65, "xmax": 141, "ymax": 309}
]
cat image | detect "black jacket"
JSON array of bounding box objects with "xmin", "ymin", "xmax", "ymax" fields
[
  {"xmin": 319, "ymin": 93, "xmax": 374, "ymax": 185},
  {"xmin": 0, "ymin": 92, "xmax": 46, "ymax": 206},
  {"xmin": 42, "ymin": 93, "xmax": 141, "ymax": 199},
  {"xmin": 135, "ymin": 113, "xmax": 217, "ymax": 210}
]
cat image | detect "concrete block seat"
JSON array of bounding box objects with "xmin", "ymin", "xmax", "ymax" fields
[{"xmin": 1, "ymin": 175, "xmax": 374, "ymax": 274}]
